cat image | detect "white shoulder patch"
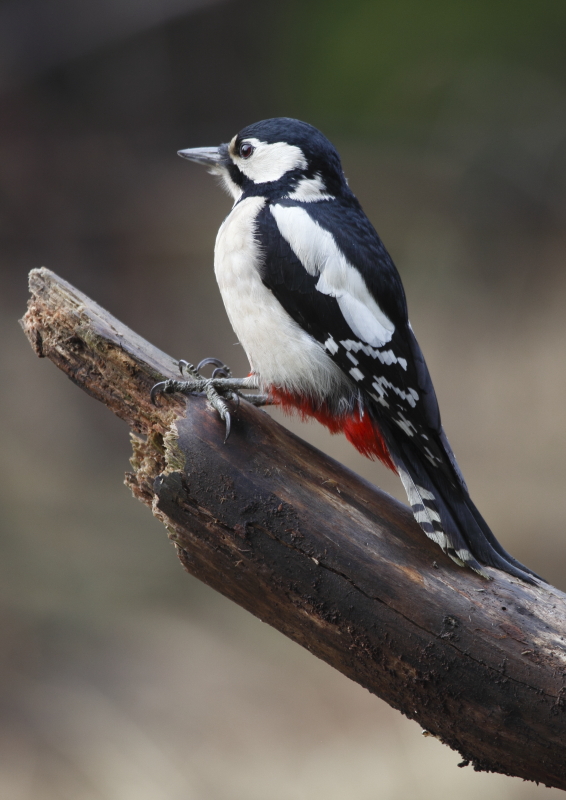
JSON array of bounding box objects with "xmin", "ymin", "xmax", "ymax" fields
[
  {"xmin": 270, "ymin": 204, "xmax": 395, "ymax": 348},
  {"xmin": 287, "ymin": 173, "xmax": 334, "ymax": 202},
  {"xmin": 235, "ymin": 138, "xmax": 308, "ymax": 184}
]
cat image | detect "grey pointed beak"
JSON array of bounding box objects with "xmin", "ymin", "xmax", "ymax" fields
[{"xmin": 177, "ymin": 146, "xmax": 224, "ymax": 166}]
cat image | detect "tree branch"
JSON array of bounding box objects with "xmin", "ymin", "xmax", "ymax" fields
[{"xmin": 21, "ymin": 267, "xmax": 566, "ymax": 789}]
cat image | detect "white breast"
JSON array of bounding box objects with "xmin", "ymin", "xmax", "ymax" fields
[{"xmin": 214, "ymin": 196, "xmax": 351, "ymax": 402}]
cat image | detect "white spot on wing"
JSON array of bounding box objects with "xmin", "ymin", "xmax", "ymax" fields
[
  {"xmin": 270, "ymin": 205, "xmax": 395, "ymax": 348},
  {"xmin": 340, "ymin": 339, "xmax": 408, "ymax": 371},
  {"xmin": 372, "ymin": 376, "xmax": 419, "ymax": 407},
  {"xmin": 324, "ymin": 335, "xmax": 339, "ymax": 354},
  {"xmin": 379, "ymin": 350, "xmax": 397, "ymax": 365},
  {"xmin": 394, "ymin": 412, "xmax": 417, "ymax": 437},
  {"xmin": 350, "ymin": 367, "xmax": 365, "ymax": 381},
  {"xmin": 234, "ymin": 138, "xmax": 308, "ymax": 184},
  {"xmin": 368, "ymin": 391, "xmax": 389, "ymax": 407},
  {"xmin": 424, "ymin": 446, "xmax": 441, "ymax": 465}
]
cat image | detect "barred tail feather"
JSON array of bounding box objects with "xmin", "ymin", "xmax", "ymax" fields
[
  {"xmin": 384, "ymin": 430, "xmax": 542, "ymax": 585},
  {"xmin": 394, "ymin": 460, "xmax": 489, "ymax": 578},
  {"xmin": 273, "ymin": 388, "xmax": 543, "ymax": 584}
]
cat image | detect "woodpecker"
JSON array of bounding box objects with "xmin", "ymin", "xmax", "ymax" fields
[{"xmin": 153, "ymin": 117, "xmax": 541, "ymax": 584}]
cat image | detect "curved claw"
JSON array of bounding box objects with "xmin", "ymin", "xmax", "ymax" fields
[
  {"xmin": 150, "ymin": 380, "xmax": 168, "ymax": 406},
  {"xmin": 223, "ymin": 410, "xmax": 231, "ymax": 443},
  {"xmin": 197, "ymin": 357, "xmax": 227, "ymax": 372},
  {"xmin": 205, "ymin": 381, "xmax": 233, "ymax": 442},
  {"xmin": 211, "ymin": 366, "xmax": 231, "ymax": 379}
]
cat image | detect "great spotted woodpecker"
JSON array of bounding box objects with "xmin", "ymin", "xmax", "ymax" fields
[{"xmin": 152, "ymin": 117, "xmax": 541, "ymax": 584}]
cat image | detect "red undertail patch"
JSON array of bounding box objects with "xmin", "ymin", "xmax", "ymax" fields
[{"xmin": 269, "ymin": 387, "xmax": 397, "ymax": 473}]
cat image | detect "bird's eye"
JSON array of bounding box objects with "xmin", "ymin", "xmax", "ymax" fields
[{"xmin": 239, "ymin": 142, "xmax": 254, "ymax": 159}]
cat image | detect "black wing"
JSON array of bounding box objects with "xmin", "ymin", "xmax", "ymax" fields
[
  {"xmin": 256, "ymin": 197, "xmax": 542, "ymax": 583},
  {"xmin": 257, "ymin": 198, "xmax": 441, "ymax": 443}
]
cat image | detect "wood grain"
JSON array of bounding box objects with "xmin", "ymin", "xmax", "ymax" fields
[{"xmin": 21, "ymin": 267, "xmax": 566, "ymax": 789}]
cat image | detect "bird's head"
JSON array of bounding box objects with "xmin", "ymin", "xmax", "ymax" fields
[{"xmin": 178, "ymin": 118, "xmax": 347, "ymax": 202}]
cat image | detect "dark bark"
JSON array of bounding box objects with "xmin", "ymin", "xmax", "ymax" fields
[{"xmin": 21, "ymin": 267, "xmax": 566, "ymax": 790}]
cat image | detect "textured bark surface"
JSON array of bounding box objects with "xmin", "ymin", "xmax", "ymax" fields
[{"xmin": 22, "ymin": 267, "xmax": 566, "ymax": 790}]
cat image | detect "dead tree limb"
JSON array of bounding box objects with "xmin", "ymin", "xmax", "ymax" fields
[{"xmin": 21, "ymin": 267, "xmax": 566, "ymax": 789}]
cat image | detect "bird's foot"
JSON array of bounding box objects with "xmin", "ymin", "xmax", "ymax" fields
[{"xmin": 151, "ymin": 358, "xmax": 268, "ymax": 442}]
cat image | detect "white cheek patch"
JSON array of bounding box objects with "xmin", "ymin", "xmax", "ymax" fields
[
  {"xmin": 270, "ymin": 204, "xmax": 395, "ymax": 348},
  {"xmin": 287, "ymin": 173, "xmax": 334, "ymax": 202},
  {"xmin": 235, "ymin": 138, "xmax": 308, "ymax": 184}
]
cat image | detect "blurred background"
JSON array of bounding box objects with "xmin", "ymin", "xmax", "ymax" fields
[{"xmin": 2, "ymin": 0, "xmax": 566, "ymax": 797}]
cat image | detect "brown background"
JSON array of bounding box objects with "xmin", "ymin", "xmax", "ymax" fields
[{"xmin": 2, "ymin": 1, "xmax": 566, "ymax": 796}]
